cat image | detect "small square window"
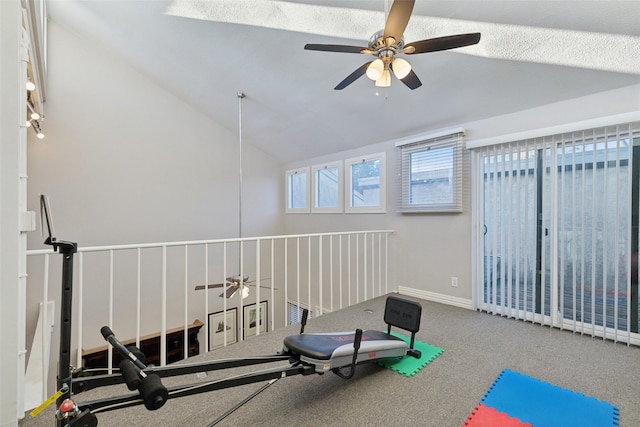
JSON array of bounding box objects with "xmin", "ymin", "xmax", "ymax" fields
[
  {"xmin": 312, "ymin": 161, "xmax": 343, "ymax": 213},
  {"xmin": 285, "ymin": 167, "xmax": 310, "ymax": 213},
  {"xmin": 397, "ymin": 132, "xmax": 464, "ymax": 213},
  {"xmin": 345, "ymin": 153, "xmax": 386, "ymax": 213}
]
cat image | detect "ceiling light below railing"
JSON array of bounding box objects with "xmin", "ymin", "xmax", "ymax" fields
[{"xmin": 26, "ymin": 80, "xmax": 36, "ymax": 91}]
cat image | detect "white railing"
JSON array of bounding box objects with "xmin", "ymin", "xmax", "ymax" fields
[{"xmin": 26, "ymin": 230, "xmax": 394, "ymax": 386}]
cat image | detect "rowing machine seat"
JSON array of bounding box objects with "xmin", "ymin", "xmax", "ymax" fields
[
  {"xmin": 283, "ymin": 330, "xmax": 406, "ymax": 373},
  {"xmin": 283, "ymin": 296, "xmax": 423, "ymax": 374}
]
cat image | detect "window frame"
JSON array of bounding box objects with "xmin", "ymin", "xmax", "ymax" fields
[
  {"xmin": 311, "ymin": 160, "xmax": 343, "ymax": 214},
  {"xmin": 285, "ymin": 166, "xmax": 310, "ymax": 213},
  {"xmin": 397, "ymin": 132, "xmax": 464, "ymax": 213},
  {"xmin": 345, "ymin": 152, "xmax": 386, "ymax": 214}
]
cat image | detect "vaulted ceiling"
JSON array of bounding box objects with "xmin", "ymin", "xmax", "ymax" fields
[{"xmin": 47, "ymin": 0, "xmax": 640, "ymax": 163}]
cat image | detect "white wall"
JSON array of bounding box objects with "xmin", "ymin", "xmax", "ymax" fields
[
  {"xmin": 24, "ymin": 22, "xmax": 283, "ymax": 391},
  {"xmin": 283, "ymin": 83, "xmax": 640, "ymax": 306},
  {"xmin": 1, "ymin": 2, "xmax": 25, "ymax": 425},
  {"xmin": 27, "ymin": 22, "xmax": 283, "ymax": 250}
]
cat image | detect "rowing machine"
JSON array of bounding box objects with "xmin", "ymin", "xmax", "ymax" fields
[{"xmin": 53, "ymin": 295, "xmax": 422, "ymax": 426}]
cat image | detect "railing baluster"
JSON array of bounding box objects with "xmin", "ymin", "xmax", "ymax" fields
[
  {"xmin": 76, "ymin": 253, "xmax": 83, "ymax": 370},
  {"xmin": 108, "ymin": 250, "xmax": 114, "ymax": 373},
  {"xmin": 256, "ymin": 240, "xmax": 261, "ymax": 335},
  {"xmin": 204, "ymin": 243, "xmax": 209, "ymax": 352},
  {"xmin": 160, "ymin": 245, "xmax": 167, "ymax": 366},
  {"xmin": 318, "ymin": 236, "xmax": 322, "ymax": 316},
  {"xmin": 184, "ymin": 245, "xmax": 189, "ymax": 358},
  {"xmin": 136, "ymin": 248, "xmax": 141, "ymax": 348}
]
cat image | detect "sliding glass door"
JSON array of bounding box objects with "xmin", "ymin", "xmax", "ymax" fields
[{"xmin": 474, "ymin": 123, "xmax": 640, "ymax": 343}]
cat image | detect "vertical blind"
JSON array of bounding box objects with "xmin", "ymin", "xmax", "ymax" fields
[{"xmin": 473, "ymin": 122, "xmax": 640, "ymax": 345}]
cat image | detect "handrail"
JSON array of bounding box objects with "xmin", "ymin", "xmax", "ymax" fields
[{"xmin": 26, "ymin": 230, "xmax": 395, "ymax": 255}]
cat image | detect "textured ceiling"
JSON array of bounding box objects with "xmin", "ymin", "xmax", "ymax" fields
[{"xmin": 47, "ymin": 0, "xmax": 640, "ymax": 163}]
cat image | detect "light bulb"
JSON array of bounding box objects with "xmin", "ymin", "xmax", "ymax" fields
[
  {"xmin": 241, "ymin": 286, "xmax": 250, "ymax": 299},
  {"xmin": 26, "ymin": 80, "xmax": 36, "ymax": 91},
  {"xmin": 375, "ymin": 69, "xmax": 391, "ymax": 87},
  {"xmin": 392, "ymin": 57, "xmax": 412, "ymax": 80},
  {"xmin": 36, "ymin": 132, "xmax": 45, "ymax": 139},
  {"xmin": 26, "ymin": 120, "xmax": 32, "ymax": 127},
  {"xmin": 30, "ymin": 112, "xmax": 40, "ymax": 120},
  {"xmin": 366, "ymin": 59, "xmax": 384, "ymax": 81}
]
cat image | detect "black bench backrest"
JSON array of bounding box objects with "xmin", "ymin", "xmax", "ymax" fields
[{"xmin": 384, "ymin": 295, "xmax": 421, "ymax": 333}]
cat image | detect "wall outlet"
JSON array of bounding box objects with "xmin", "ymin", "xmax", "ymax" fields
[{"xmin": 451, "ymin": 276, "xmax": 459, "ymax": 287}]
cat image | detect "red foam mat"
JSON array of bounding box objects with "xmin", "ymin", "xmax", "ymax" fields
[{"xmin": 462, "ymin": 404, "xmax": 532, "ymax": 427}]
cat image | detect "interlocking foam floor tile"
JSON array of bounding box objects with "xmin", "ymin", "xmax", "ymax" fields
[
  {"xmin": 462, "ymin": 404, "xmax": 532, "ymax": 427},
  {"xmin": 480, "ymin": 369, "xmax": 619, "ymax": 427},
  {"xmin": 377, "ymin": 331, "xmax": 443, "ymax": 377}
]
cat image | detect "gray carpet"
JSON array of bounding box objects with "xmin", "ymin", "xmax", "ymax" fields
[{"xmin": 21, "ymin": 294, "xmax": 640, "ymax": 426}]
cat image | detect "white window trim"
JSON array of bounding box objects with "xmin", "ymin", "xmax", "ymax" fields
[
  {"xmin": 397, "ymin": 132, "xmax": 464, "ymax": 213},
  {"xmin": 345, "ymin": 152, "xmax": 386, "ymax": 214},
  {"xmin": 311, "ymin": 160, "xmax": 343, "ymax": 214},
  {"xmin": 285, "ymin": 166, "xmax": 310, "ymax": 213}
]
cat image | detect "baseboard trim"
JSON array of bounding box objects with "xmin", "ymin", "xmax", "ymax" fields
[{"xmin": 397, "ymin": 286, "xmax": 474, "ymax": 310}]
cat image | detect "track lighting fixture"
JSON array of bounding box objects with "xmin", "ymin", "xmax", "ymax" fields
[{"xmin": 26, "ymin": 89, "xmax": 45, "ymax": 139}]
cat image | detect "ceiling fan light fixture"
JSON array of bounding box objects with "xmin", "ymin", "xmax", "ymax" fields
[
  {"xmin": 241, "ymin": 286, "xmax": 250, "ymax": 299},
  {"xmin": 366, "ymin": 58, "xmax": 384, "ymax": 81},
  {"xmin": 375, "ymin": 69, "xmax": 391, "ymax": 87},
  {"xmin": 391, "ymin": 57, "xmax": 411, "ymax": 79}
]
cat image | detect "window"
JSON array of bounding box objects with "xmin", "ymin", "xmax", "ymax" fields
[
  {"xmin": 345, "ymin": 153, "xmax": 386, "ymax": 213},
  {"xmin": 285, "ymin": 167, "xmax": 309, "ymax": 213},
  {"xmin": 287, "ymin": 300, "xmax": 312, "ymax": 325},
  {"xmin": 312, "ymin": 161, "xmax": 343, "ymax": 213},
  {"xmin": 397, "ymin": 131, "xmax": 464, "ymax": 213}
]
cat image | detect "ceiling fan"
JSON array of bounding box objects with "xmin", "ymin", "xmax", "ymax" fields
[
  {"xmin": 195, "ymin": 275, "xmax": 275, "ymax": 299},
  {"xmin": 304, "ymin": 0, "xmax": 480, "ymax": 90}
]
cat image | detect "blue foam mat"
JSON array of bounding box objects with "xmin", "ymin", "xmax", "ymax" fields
[{"xmin": 481, "ymin": 369, "xmax": 619, "ymax": 427}]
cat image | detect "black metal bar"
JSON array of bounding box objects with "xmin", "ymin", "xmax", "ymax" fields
[
  {"xmin": 206, "ymin": 377, "xmax": 280, "ymax": 426},
  {"xmin": 72, "ymin": 354, "xmax": 292, "ymax": 393},
  {"xmin": 47, "ymin": 239, "xmax": 77, "ymax": 427},
  {"xmin": 78, "ymin": 364, "xmax": 315, "ymax": 415}
]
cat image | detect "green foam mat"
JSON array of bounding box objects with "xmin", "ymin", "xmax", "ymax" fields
[{"xmin": 377, "ymin": 331, "xmax": 443, "ymax": 377}]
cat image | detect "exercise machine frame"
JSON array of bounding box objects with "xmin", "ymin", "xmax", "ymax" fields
[{"xmin": 39, "ymin": 196, "xmax": 422, "ymax": 427}]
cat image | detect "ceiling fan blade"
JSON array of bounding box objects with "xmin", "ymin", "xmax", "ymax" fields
[
  {"xmin": 194, "ymin": 283, "xmax": 225, "ymax": 291},
  {"xmin": 400, "ymin": 69, "xmax": 422, "ymax": 90},
  {"xmin": 383, "ymin": 0, "xmax": 415, "ymax": 43},
  {"xmin": 221, "ymin": 285, "xmax": 240, "ymax": 299},
  {"xmin": 334, "ymin": 61, "xmax": 372, "ymax": 90},
  {"xmin": 304, "ymin": 44, "xmax": 367, "ymax": 54},
  {"xmin": 405, "ymin": 33, "xmax": 481, "ymax": 54},
  {"xmin": 249, "ymin": 284, "xmax": 279, "ymax": 291}
]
